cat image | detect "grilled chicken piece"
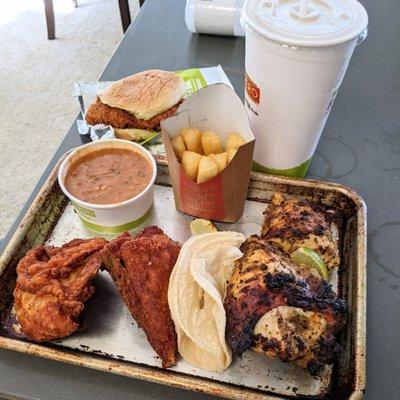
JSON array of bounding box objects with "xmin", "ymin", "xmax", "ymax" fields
[
  {"xmin": 262, "ymin": 193, "xmax": 340, "ymax": 272},
  {"xmin": 224, "ymin": 236, "xmax": 347, "ymax": 376}
]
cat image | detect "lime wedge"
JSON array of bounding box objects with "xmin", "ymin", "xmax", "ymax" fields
[
  {"xmin": 190, "ymin": 219, "xmax": 218, "ymax": 235},
  {"xmin": 291, "ymin": 247, "xmax": 329, "ymax": 280}
]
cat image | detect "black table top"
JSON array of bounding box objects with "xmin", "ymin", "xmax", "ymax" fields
[{"xmin": 1, "ymin": 0, "xmax": 399, "ymax": 399}]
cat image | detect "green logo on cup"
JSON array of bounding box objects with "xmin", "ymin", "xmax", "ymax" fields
[{"xmin": 71, "ymin": 202, "xmax": 96, "ymax": 218}]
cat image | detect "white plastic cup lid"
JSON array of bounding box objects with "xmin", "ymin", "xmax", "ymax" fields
[{"xmin": 242, "ymin": 0, "xmax": 368, "ymax": 47}]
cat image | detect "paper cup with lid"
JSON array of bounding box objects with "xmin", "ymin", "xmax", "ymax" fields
[
  {"xmin": 58, "ymin": 139, "xmax": 156, "ymax": 234},
  {"xmin": 241, "ymin": 0, "xmax": 368, "ymax": 177}
]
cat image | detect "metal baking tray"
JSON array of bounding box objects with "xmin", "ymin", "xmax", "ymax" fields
[{"xmin": 0, "ymin": 155, "xmax": 366, "ymax": 400}]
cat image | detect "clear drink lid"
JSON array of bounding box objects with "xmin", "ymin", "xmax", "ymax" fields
[{"xmin": 242, "ymin": 0, "xmax": 368, "ymax": 47}]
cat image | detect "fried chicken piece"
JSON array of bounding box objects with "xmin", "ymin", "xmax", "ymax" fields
[
  {"xmin": 85, "ymin": 97, "xmax": 181, "ymax": 131},
  {"xmin": 262, "ymin": 193, "xmax": 340, "ymax": 272},
  {"xmin": 13, "ymin": 238, "xmax": 107, "ymax": 342},
  {"xmin": 100, "ymin": 227, "xmax": 180, "ymax": 368},
  {"xmin": 224, "ymin": 236, "xmax": 347, "ymax": 376}
]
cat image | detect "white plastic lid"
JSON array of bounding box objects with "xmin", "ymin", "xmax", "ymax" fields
[{"xmin": 242, "ymin": 0, "xmax": 368, "ymax": 47}]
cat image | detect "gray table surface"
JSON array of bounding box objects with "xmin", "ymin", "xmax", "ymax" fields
[{"xmin": 1, "ymin": 0, "xmax": 399, "ymax": 398}]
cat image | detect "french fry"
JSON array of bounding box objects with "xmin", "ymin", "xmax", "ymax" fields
[
  {"xmin": 209, "ymin": 152, "xmax": 228, "ymax": 173},
  {"xmin": 182, "ymin": 151, "xmax": 202, "ymax": 182},
  {"xmin": 227, "ymin": 148, "xmax": 237, "ymax": 163},
  {"xmin": 197, "ymin": 156, "xmax": 219, "ymax": 184},
  {"xmin": 225, "ymin": 133, "xmax": 245, "ymax": 151},
  {"xmin": 181, "ymin": 128, "xmax": 203, "ymax": 154},
  {"xmin": 171, "ymin": 134, "xmax": 186, "ymax": 161},
  {"xmin": 201, "ymin": 130, "xmax": 223, "ymax": 156}
]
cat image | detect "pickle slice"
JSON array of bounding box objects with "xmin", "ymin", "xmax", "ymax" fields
[{"xmin": 190, "ymin": 219, "xmax": 218, "ymax": 235}]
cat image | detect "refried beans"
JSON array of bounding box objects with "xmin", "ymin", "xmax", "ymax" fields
[{"xmin": 65, "ymin": 148, "xmax": 152, "ymax": 205}]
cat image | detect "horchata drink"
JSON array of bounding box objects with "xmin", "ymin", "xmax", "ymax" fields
[{"xmin": 241, "ymin": 0, "xmax": 368, "ymax": 177}]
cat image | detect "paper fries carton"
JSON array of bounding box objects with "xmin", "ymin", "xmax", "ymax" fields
[{"xmin": 161, "ymin": 84, "xmax": 255, "ymax": 222}]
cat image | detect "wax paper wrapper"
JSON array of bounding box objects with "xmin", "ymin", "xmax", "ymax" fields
[{"xmin": 73, "ymin": 66, "xmax": 233, "ymax": 157}]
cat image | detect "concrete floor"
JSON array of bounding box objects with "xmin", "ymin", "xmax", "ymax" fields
[{"xmin": 0, "ymin": 0, "xmax": 138, "ymax": 237}]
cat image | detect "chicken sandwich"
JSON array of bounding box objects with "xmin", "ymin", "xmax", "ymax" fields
[{"xmin": 85, "ymin": 69, "xmax": 186, "ymax": 141}]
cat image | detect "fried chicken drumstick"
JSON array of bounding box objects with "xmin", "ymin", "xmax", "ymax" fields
[
  {"xmin": 224, "ymin": 236, "xmax": 347, "ymax": 376},
  {"xmin": 14, "ymin": 238, "xmax": 107, "ymax": 342},
  {"xmin": 100, "ymin": 226, "xmax": 180, "ymax": 368}
]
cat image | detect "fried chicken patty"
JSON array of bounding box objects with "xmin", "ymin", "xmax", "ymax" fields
[{"xmin": 85, "ymin": 97, "xmax": 181, "ymax": 131}]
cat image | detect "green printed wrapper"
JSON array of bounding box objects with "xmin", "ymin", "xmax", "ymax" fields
[{"xmin": 176, "ymin": 68, "xmax": 207, "ymax": 96}]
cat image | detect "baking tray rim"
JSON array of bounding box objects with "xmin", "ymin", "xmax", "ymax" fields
[{"xmin": 0, "ymin": 155, "xmax": 367, "ymax": 400}]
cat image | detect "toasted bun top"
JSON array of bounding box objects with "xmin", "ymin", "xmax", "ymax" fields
[{"xmin": 99, "ymin": 70, "xmax": 186, "ymax": 121}]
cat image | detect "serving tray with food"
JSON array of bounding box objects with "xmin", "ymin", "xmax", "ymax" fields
[{"xmin": 0, "ymin": 69, "xmax": 366, "ymax": 400}]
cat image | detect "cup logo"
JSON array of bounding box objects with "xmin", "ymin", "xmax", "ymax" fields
[{"xmin": 245, "ymin": 73, "xmax": 260, "ymax": 105}]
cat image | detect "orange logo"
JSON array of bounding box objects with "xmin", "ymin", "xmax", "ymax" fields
[{"xmin": 245, "ymin": 73, "xmax": 260, "ymax": 105}]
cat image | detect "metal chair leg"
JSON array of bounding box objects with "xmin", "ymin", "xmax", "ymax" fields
[
  {"xmin": 43, "ymin": 0, "xmax": 55, "ymax": 40},
  {"xmin": 118, "ymin": 0, "xmax": 131, "ymax": 33}
]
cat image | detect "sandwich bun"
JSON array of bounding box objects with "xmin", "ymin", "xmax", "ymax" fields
[{"xmin": 100, "ymin": 70, "xmax": 186, "ymax": 121}]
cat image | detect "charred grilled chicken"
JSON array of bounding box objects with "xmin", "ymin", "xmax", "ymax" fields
[
  {"xmin": 224, "ymin": 236, "xmax": 347, "ymax": 376},
  {"xmin": 262, "ymin": 193, "xmax": 340, "ymax": 272}
]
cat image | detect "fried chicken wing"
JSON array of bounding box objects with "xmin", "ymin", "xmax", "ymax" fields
[
  {"xmin": 262, "ymin": 193, "xmax": 340, "ymax": 272},
  {"xmin": 224, "ymin": 236, "xmax": 346, "ymax": 376},
  {"xmin": 13, "ymin": 238, "xmax": 107, "ymax": 342},
  {"xmin": 100, "ymin": 227, "xmax": 180, "ymax": 368},
  {"xmin": 85, "ymin": 97, "xmax": 181, "ymax": 131}
]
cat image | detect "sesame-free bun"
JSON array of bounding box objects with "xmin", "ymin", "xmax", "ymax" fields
[{"xmin": 100, "ymin": 70, "xmax": 186, "ymax": 121}]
